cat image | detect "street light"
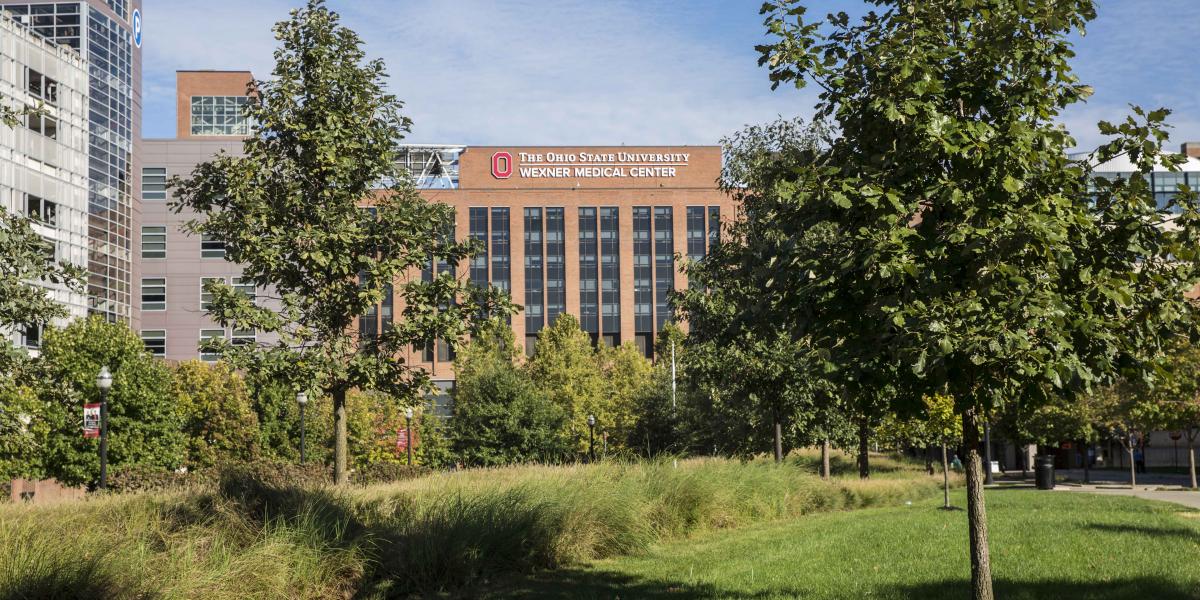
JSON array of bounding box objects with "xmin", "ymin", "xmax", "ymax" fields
[
  {"xmin": 296, "ymin": 391, "xmax": 308, "ymax": 465},
  {"xmin": 587, "ymin": 414, "xmax": 596, "ymax": 463},
  {"xmin": 405, "ymin": 407, "xmax": 414, "ymax": 466},
  {"xmin": 95, "ymin": 366, "xmax": 112, "ymax": 491}
]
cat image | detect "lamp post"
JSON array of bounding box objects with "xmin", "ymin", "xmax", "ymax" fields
[
  {"xmin": 587, "ymin": 414, "xmax": 596, "ymax": 463},
  {"xmin": 296, "ymin": 391, "xmax": 308, "ymax": 465},
  {"xmin": 96, "ymin": 366, "xmax": 112, "ymax": 491},
  {"xmin": 405, "ymin": 407, "xmax": 414, "ymax": 466}
]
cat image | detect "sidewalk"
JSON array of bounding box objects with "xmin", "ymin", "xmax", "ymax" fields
[
  {"xmin": 1052, "ymin": 484, "xmax": 1200, "ymax": 510},
  {"xmin": 991, "ymin": 469, "xmax": 1200, "ymax": 510}
]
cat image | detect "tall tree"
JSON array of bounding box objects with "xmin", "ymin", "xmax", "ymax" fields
[
  {"xmin": 34, "ymin": 317, "xmax": 184, "ymax": 486},
  {"xmin": 1157, "ymin": 343, "xmax": 1200, "ymax": 489},
  {"xmin": 450, "ymin": 322, "xmax": 571, "ymax": 466},
  {"xmin": 757, "ymin": 2, "xmax": 1200, "ymax": 598},
  {"xmin": 172, "ymin": 361, "xmax": 261, "ymax": 470},
  {"xmin": 171, "ymin": 1, "xmax": 510, "ymax": 484},
  {"xmin": 524, "ymin": 313, "xmax": 604, "ymax": 452}
]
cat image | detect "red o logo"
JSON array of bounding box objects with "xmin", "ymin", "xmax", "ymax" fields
[{"xmin": 491, "ymin": 152, "xmax": 513, "ymax": 179}]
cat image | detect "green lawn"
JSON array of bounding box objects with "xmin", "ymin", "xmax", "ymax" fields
[{"xmin": 485, "ymin": 489, "xmax": 1200, "ymax": 600}]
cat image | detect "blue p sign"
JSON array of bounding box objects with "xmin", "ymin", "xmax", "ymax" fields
[{"xmin": 132, "ymin": 8, "xmax": 142, "ymax": 48}]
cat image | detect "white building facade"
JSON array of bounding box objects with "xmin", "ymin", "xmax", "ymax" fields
[{"xmin": 0, "ymin": 11, "xmax": 90, "ymax": 349}]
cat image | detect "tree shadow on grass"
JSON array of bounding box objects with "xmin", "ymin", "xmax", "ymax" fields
[
  {"xmin": 478, "ymin": 572, "xmax": 1200, "ymax": 600},
  {"xmin": 1086, "ymin": 522, "xmax": 1200, "ymax": 542},
  {"xmin": 897, "ymin": 577, "xmax": 1200, "ymax": 600}
]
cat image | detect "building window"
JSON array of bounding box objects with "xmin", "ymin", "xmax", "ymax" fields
[
  {"xmin": 199, "ymin": 329, "xmax": 226, "ymax": 362},
  {"xmin": 524, "ymin": 208, "xmax": 544, "ymax": 336},
  {"xmin": 545, "ymin": 207, "xmax": 566, "ymax": 325},
  {"xmin": 25, "ymin": 110, "xmax": 57, "ymax": 139},
  {"xmin": 468, "ymin": 207, "xmax": 488, "ymax": 286},
  {"xmin": 142, "ymin": 167, "xmax": 167, "ymax": 200},
  {"xmin": 490, "ymin": 207, "xmax": 510, "ymax": 293},
  {"xmin": 190, "ymin": 95, "xmax": 252, "ymax": 136},
  {"xmin": 25, "ymin": 194, "xmax": 56, "ymax": 226},
  {"xmin": 231, "ymin": 278, "xmax": 256, "ymax": 303},
  {"xmin": 633, "ymin": 207, "xmax": 653, "ymax": 335},
  {"xmin": 141, "ymin": 330, "xmax": 166, "ymax": 356},
  {"xmin": 25, "ymin": 67, "xmax": 58, "ymax": 104},
  {"xmin": 1152, "ymin": 172, "xmax": 1189, "ymax": 211},
  {"xmin": 654, "ymin": 207, "xmax": 674, "ymax": 331},
  {"xmin": 200, "ymin": 277, "xmax": 225, "ymax": 311},
  {"xmin": 141, "ymin": 225, "xmax": 166, "ymax": 259},
  {"xmin": 437, "ymin": 338, "xmax": 455, "ymax": 363},
  {"xmin": 141, "ymin": 278, "xmax": 166, "ymax": 311},
  {"xmin": 201, "ymin": 234, "xmax": 226, "ymax": 258},
  {"xmin": 600, "ymin": 207, "xmax": 621, "ymax": 336},
  {"xmin": 21, "ymin": 324, "xmax": 41, "ymax": 349},
  {"xmin": 232, "ymin": 328, "xmax": 256, "ymax": 347},
  {"xmin": 687, "ymin": 206, "xmax": 706, "ymax": 288},
  {"xmin": 708, "ymin": 206, "xmax": 721, "ymax": 250},
  {"xmin": 578, "ymin": 207, "xmax": 599, "ymax": 337}
]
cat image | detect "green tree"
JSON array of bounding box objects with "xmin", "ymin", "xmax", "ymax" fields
[
  {"xmin": 524, "ymin": 314, "xmax": 604, "ymax": 453},
  {"xmin": 0, "ymin": 371, "xmax": 48, "ymax": 481},
  {"xmin": 172, "ymin": 361, "xmax": 261, "ymax": 470},
  {"xmin": 0, "ymin": 208, "xmax": 86, "ymax": 371},
  {"xmin": 450, "ymin": 322, "xmax": 571, "ymax": 466},
  {"xmin": 1156, "ymin": 343, "xmax": 1200, "ymax": 489},
  {"xmin": 170, "ymin": 0, "xmax": 510, "ymax": 484},
  {"xmin": 756, "ymin": 2, "xmax": 1200, "ymax": 597},
  {"xmin": 597, "ymin": 342, "xmax": 654, "ymax": 453},
  {"xmin": 34, "ymin": 317, "xmax": 184, "ymax": 486}
]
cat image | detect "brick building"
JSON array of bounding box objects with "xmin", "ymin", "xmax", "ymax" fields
[{"xmin": 138, "ymin": 72, "xmax": 735, "ymax": 396}]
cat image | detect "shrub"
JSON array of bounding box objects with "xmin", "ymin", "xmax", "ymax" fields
[
  {"xmin": 351, "ymin": 462, "xmax": 429, "ymax": 486},
  {"xmin": 107, "ymin": 464, "xmax": 200, "ymax": 494}
]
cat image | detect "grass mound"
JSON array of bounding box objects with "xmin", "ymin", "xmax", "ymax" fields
[{"xmin": 0, "ymin": 454, "xmax": 946, "ymax": 598}]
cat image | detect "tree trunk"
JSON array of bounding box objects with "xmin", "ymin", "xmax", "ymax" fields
[
  {"xmin": 1189, "ymin": 441, "xmax": 1197, "ymax": 490},
  {"xmin": 942, "ymin": 443, "xmax": 951, "ymax": 509},
  {"xmin": 1020, "ymin": 444, "xmax": 1028, "ymax": 479},
  {"xmin": 773, "ymin": 414, "xmax": 783, "ymax": 464},
  {"xmin": 333, "ymin": 387, "xmax": 349, "ymax": 485},
  {"xmin": 926, "ymin": 445, "xmax": 935, "ymax": 475},
  {"xmin": 821, "ymin": 438, "xmax": 831, "ymax": 480},
  {"xmin": 857, "ymin": 420, "xmax": 870, "ymax": 479},
  {"xmin": 962, "ymin": 408, "xmax": 994, "ymax": 600},
  {"xmin": 1128, "ymin": 445, "xmax": 1136, "ymax": 489}
]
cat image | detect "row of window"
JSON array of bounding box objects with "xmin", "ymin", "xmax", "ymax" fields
[
  {"xmin": 139, "ymin": 224, "xmax": 225, "ymax": 259},
  {"xmin": 140, "ymin": 328, "xmax": 255, "ymax": 362},
  {"xmin": 140, "ymin": 277, "xmax": 255, "ymax": 312}
]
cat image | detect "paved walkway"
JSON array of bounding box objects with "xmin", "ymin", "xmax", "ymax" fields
[
  {"xmin": 1052, "ymin": 484, "xmax": 1200, "ymax": 510},
  {"xmin": 991, "ymin": 469, "xmax": 1200, "ymax": 509}
]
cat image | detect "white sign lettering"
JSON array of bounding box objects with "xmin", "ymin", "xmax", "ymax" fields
[{"xmin": 507, "ymin": 152, "xmax": 690, "ymax": 179}]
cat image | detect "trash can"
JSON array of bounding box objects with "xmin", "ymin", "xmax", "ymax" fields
[{"xmin": 1035, "ymin": 455, "xmax": 1055, "ymax": 490}]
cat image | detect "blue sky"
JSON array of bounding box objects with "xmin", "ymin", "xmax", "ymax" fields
[{"xmin": 141, "ymin": 0, "xmax": 1200, "ymax": 151}]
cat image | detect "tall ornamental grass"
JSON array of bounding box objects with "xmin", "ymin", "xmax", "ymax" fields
[{"xmin": 0, "ymin": 454, "xmax": 952, "ymax": 598}]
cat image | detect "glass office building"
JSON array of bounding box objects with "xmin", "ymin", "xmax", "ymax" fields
[{"xmin": 1, "ymin": 0, "xmax": 141, "ymax": 321}]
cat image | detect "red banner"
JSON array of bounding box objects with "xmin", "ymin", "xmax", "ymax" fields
[
  {"xmin": 396, "ymin": 428, "xmax": 409, "ymax": 451},
  {"xmin": 83, "ymin": 403, "xmax": 100, "ymax": 438}
]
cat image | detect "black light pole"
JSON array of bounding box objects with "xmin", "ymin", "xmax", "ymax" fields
[
  {"xmin": 587, "ymin": 414, "xmax": 596, "ymax": 463},
  {"xmin": 405, "ymin": 407, "xmax": 414, "ymax": 466},
  {"xmin": 96, "ymin": 366, "xmax": 112, "ymax": 491},
  {"xmin": 984, "ymin": 420, "xmax": 994, "ymax": 485},
  {"xmin": 296, "ymin": 391, "xmax": 308, "ymax": 465}
]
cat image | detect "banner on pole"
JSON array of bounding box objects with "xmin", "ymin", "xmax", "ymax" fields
[
  {"xmin": 83, "ymin": 403, "xmax": 100, "ymax": 438},
  {"xmin": 396, "ymin": 428, "xmax": 409, "ymax": 451}
]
